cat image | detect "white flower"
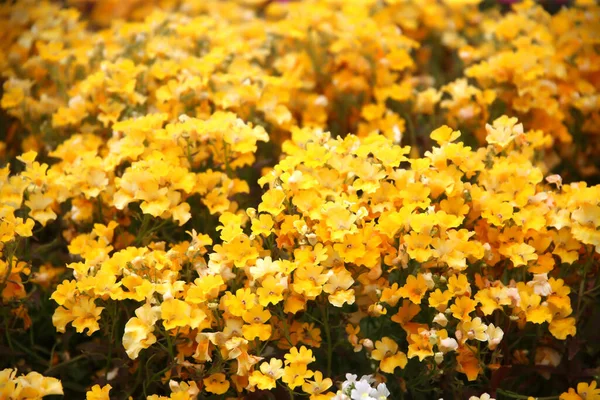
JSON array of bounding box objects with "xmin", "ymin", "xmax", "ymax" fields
[
  {"xmin": 506, "ymin": 287, "xmax": 521, "ymax": 307},
  {"xmin": 336, "ymin": 372, "xmax": 388, "ymax": 400},
  {"xmin": 351, "ymin": 380, "xmax": 376, "ymax": 400},
  {"xmin": 433, "ymin": 312, "xmax": 448, "ymax": 327},
  {"xmin": 486, "ymin": 324, "xmax": 504, "ymax": 350},
  {"xmin": 333, "ymin": 394, "xmax": 351, "ymax": 400},
  {"xmin": 315, "ymin": 95, "xmax": 328, "ymax": 106},
  {"xmin": 439, "ymin": 337, "xmax": 458, "ymax": 353},
  {"xmin": 535, "ymin": 346, "xmax": 562, "ymax": 367},
  {"xmin": 393, "ymin": 125, "xmax": 402, "ymax": 144},
  {"xmin": 469, "ymin": 393, "xmax": 494, "ymax": 400},
  {"xmin": 288, "ymin": 170, "xmax": 303, "ymax": 184},
  {"xmin": 372, "ymin": 382, "xmax": 390, "ymax": 399},
  {"xmin": 342, "ymin": 374, "xmax": 358, "ymax": 392},
  {"xmin": 527, "ymin": 273, "xmax": 552, "ymax": 297},
  {"xmin": 422, "ymin": 272, "xmax": 435, "ymax": 289}
]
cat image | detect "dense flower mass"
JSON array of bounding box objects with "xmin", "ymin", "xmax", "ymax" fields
[{"xmin": 0, "ymin": 0, "xmax": 599, "ymax": 399}]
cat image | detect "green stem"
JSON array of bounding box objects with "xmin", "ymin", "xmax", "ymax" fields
[
  {"xmin": 12, "ymin": 338, "xmax": 47, "ymax": 365},
  {"xmin": 4, "ymin": 318, "xmax": 14, "ymax": 351},
  {"xmin": 576, "ymin": 258, "xmax": 592, "ymax": 318},
  {"xmin": 223, "ymin": 140, "xmax": 232, "ymax": 177},
  {"xmin": 277, "ymin": 309, "xmax": 293, "ymax": 346},
  {"xmin": 496, "ymin": 389, "xmax": 558, "ymax": 400},
  {"xmin": 165, "ymin": 328, "xmax": 175, "ymax": 359},
  {"xmin": 406, "ymin": 114, "xmax": 417, "ymax": 151},
  {"xmin": 400, "ymin": 110, "xmax": 418, "ymax": 154},
  {"xmin": 186, "ymin": 138, "xmax": 193, "ymax": 168},
  {"xmin": 44, "ymin": 354, "xmax": 87, "ymax": 375},
  {"xmin": 258, "ymin": 339, "xmax": 270, "ymax": 356},
  {"xmin": 0, "ymin": 241, "xmax": 18, "ymax": 295},
  {"xmin": 303, "ymin": 310, "xmax": 325, "ymax": 327},
  {"xmin": 320, "ymin": 304, "xmax": 332, "ymax": 377},
  {"xmin": 123, "ymin": 356, "xmax": 144, "ymax": 399},
  {"xmin": 584, "ymin": 284, "xmax": 600, "ymax": 296},
  {"xmin": 96, "ymin": 197, "xmax": 104, "ymax": 221},
  {"xmin": 105, "ymin": 302, "xmax": 118, "ymax": 378},
  {"xmin": 48, "ymin": 342, "xmax": 58, "ymax": 370},
  {"xmin": 134, "ymin": 214, "xmax": 152, "ymax": 246}
]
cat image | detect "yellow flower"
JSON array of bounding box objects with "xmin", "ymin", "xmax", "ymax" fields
[
  {"xmin": 221, "ymin": 288, "xmax": 257, "ymax": 317},
  {"xmin": 458, "ymin": 317, "xmax": 487, "ymax": 342},
  {"xmin": 186, "ymin": 275, "xmax": 225, "ymax": 304},
  {"xmin": 398, "ymin": 274, "xmax": 429, "ymax": 305},
  {"xmin": 391, "ymin": 300, "xmax": 421, "ymax": 327},
  {"xmin": 333, "ymin": 233, "xmax": 366, "ymax": 264},
  {"xmin": 428, "ymin": 289, "xmax": 453, "ymax": 312},
  {"xmin": 256, "ymin": 275, "xmax": 286, "ymax": 306},
  {"xmin": 86, "ymin": 384, "xmax": 112, "ymax": 400},
  {"xmin": 404, "ymin": 232, "xmax": 436, "ymax": 263},
  {"xmin": 0, "ymin": 86, "xmax": 24, "ymax": 109},
  {"xmin": 123, "ymin": 304, "xmax": 160, "ymax": 359},
  {"xmin": 50, "ymin": 280, "xmax": 78, "ymax": 306},
  {"xmin": 217, "ymin": 212, "xmax": 245, "ymax": 242},
  {"xmin": 71, "ymin": 297, "xmax": 104, "ymax": 336},
  {"xmin": 431, "ymin": 125, "xmax": 461, "ymax": 145},
  {"xmin": 16, "ymin": 150, "xmax": 38, "ymax": 165},
  {"xmin": 289, "ymin": 322, "xmax": 322, "ymax": 349},
  {"xmin": 485, "ymin": 116, "xmax": 524, "ymax": 148},
  {"xmin": 223, "ymin": 235, "xmax": 259, "ymax": 268},
  {"xmin": 284, "ymin": 346, "xmax": 316, "ymax": 365},
  {"xmin": 282, "ymin": 363, "xmax": 313, "ymax": 390},
  {"xmin": 258, "ymin": 188, "xmax": 286, "ymax": 215},
  {"xmin": 481, "ymin": 199, "xmax": 513, "ymax": 227},
  {"xmin": 203, "ymin": 373, "xmax": 230, "ymax": 395},
  {"xmin": 415, "ymin": 88, "xmax": 442, "ymax": 114},
  {"xmin": 549, "ymin": 317, "xmax": 576, "ymax": 340},
  {"xmin": 161, "ymin": 299, "xmax": 192, "ymax": 331},
  {"xmin": 324, "ymin": 267, "xmax": 355, "ymax": 307},
  {"xmin": 25, "ymin": 191, "xmax": 57, "ymax": 226},
  {"xmin": 475, "ymin": 287, "xmax": 510, "ymax": 315},
  {"xmin": 249, "ymin": 358, "xmax": 284, "ymax": 390},
  {"xmin": 292, "ymin": 264, "xmax": 330, "ymax": 300},
  {"xmin": 559, "ymin": 381, "xmax": 600, "ymax": 400},
  {"xmin": 302, "ymin": 371, "xmax": 333, "ymax": 398},
  {"xmin": 2, "ymin": 369, "xmax": 64, "ymax": 399},
  {"xmin": 520, "ymin": 291, "xmax": 552, "ymax": 324},
  {"xmin": 450, "ymin": 296, "xmax": 478, "ymax": 321},
  {"xmin": 372, "ymin": 337, "xmax": 408, "ymax": 373},
  {"xmin": 502, "ymin": 242, "xmax": 538, "ymax": 267},
  {"xmin": 251, "ymin": 213, "xmax": 274, "ymax": 237},
  {"xmin": 242, "ymin": 306, "xmax": 272, "ymax": 341},
  {"xmin": 448, "ymin": 274, "xmax": 472, "ymax": 297}
]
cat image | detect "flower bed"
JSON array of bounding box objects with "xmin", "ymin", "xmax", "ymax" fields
[{"xmin": 1, "ymin": 1, "xmax": 599, "ymax": 399}]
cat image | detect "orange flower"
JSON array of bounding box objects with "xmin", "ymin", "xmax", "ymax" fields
[
  {"xmin": 398, "ymin": 274, "xmax": 429, "ymax": 304},
  {"xmin": 203, "ymin": 373, "xmax": 230, "ymax": 395},
  {"xmin": 371, "ymin": 337, "xmax": 408, "ymax": 373},
  {"xmin": 456, "ymin": 345, "xmax": 481, "ymax": 381},
  {"xmin": 450, "ymin": 296, "xmax": 478, "ymax": 321}
]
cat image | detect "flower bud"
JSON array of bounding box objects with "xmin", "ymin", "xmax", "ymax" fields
[{"xmin": 433, "ymin": 313, "xmax": 448, "ymax": 327}]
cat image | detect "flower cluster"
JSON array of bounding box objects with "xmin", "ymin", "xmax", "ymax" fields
[
  {"xmin": 560, "ymin": 381, "xmax": 600, "ymax": 400},
  {"xmin": 0, "ymin": 369, "xmax": 63, "ymax": 400},
  {"xmin": 1, "ymin": 0, "xmax": 599, "ymax": 399},
  {"xmin": 332, "ymin": 374, "xmax": 390, "ymax": 400}
]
